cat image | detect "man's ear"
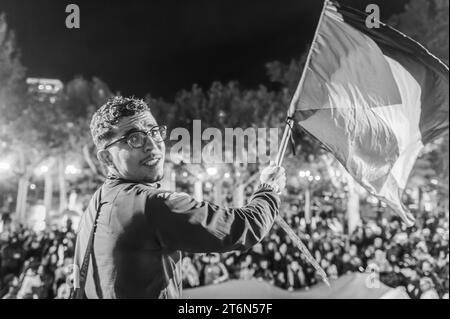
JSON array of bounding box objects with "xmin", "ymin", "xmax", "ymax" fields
[{"xmin": 97, "ymin": 149, "xmax": 114, "ymax": 167}]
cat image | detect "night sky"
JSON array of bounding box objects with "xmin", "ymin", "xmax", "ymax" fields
[{"xmin": 1, "ymin": 0, "xmax": 409, "ymax": 99}]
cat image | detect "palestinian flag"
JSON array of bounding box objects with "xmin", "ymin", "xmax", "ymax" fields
[{"xmin": 290, "ymin": 0, "xmax": 449, "ymax": 226}]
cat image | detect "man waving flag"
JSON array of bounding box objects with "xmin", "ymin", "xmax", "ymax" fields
[{"xmin": 286, "ymin": 0, "xmax": 449, "ymax": 226}]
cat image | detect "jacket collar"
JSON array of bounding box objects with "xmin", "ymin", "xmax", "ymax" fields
[{"xmin": 105, "ymin": 174, "xmax": 161, "ymax": 189}]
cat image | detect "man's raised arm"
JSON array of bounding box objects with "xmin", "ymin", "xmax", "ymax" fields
[{"xmin": 147, "ymin": 163, "xmax": 285, "ymax": 253}]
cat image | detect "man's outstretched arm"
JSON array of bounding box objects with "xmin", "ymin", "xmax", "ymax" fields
[{"xmin": 147, "ymin": 164, "xmax": 285, "ymax": 253}]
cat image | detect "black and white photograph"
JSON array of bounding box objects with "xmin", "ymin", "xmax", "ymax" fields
[{"xmin": 0, "ymin": 0, "xmax": 448, "ymax": 302}]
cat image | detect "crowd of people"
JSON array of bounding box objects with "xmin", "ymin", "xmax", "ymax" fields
[
  {"xmin": 0, "ymin": 220, "xmax": 75, "ymax": 299},
  {"xmin": 181, "ymin": 204, "xmax": 449, "ymax": 299},
  {"xmin": 0, "ymin": 199, "xmax": 448, "ymax": 299}
]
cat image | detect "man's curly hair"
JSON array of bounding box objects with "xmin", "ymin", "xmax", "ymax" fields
[{"xmin": 90, "ymin": 96, "xmax": 151, "ymax": 149}]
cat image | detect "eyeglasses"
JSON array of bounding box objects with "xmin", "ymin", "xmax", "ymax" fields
[{"xmin": 103, "ymin": 125, "xmax": 167, "ymax": 150}]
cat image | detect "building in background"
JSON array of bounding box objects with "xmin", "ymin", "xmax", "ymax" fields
[{"xmin": 26, "ymin": 78, "xmax": 63, "ymax": 103}]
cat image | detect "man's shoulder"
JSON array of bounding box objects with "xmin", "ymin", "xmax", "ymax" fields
[
  {"xmin": 108, "ymin": 181, "xmax": 167, "ymax": 198},
  {"xmin": 106, "ymin": 181, "xmax": 202, "ymax": 215},
  {"xmin": 114, "ymin": 183, "xmax": 194, "ymax": 209},
  {"xmin": 147, "ymin": 190, "xmax": 201, "ymax": 213}
]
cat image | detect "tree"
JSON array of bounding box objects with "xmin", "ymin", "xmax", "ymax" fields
[
  {"xmin": 45, "ymin": 76, "xmax": 113, "ymax": 212},
  {"xmin": 0, "ymin": 13, "xmax": 30, "ymax": 223},
  {"xmin": 0, "ymin": 13, "xmax": 27, "ymax": 124},
  {"xmin": 1, "ymin": 13, "xmax": 113, "ymax": 222},
  {"xmin": 60, "ymin": 76, "xmax": 113, "ymax": 183},
  {"xmin": 6, "ymin": 86, "xmax": 67, "ymax": 222},
  {"xmin": 388, "ymin": 0, "xmax": 449, "ymax": 64},
  {"xmin": 2, "ymin": 72, "xmax": 113, "ymax": 222}
]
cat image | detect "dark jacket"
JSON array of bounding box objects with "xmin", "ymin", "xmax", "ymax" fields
[{"xmin": 74, "ymin": 177, "xmax": 280, "ymax": 299}]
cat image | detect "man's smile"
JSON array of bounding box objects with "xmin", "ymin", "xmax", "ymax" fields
[{"xmin": 141, "ymin": 154, "xmax": 163, "ymax": 167}]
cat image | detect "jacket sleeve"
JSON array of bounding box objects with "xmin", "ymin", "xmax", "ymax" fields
[{"xmin": 146, "ymin": 184, "xmax": 280, "ymax": 253}]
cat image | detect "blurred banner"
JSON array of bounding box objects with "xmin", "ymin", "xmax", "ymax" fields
[{"xmin": 184, "ymin": 273, "xmax": 410, "ymax": 299}]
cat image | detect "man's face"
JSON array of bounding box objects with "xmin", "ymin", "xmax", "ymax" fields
[{"xmin": 102, "ymin": 111, "xmax": 166, "ymax": 183}]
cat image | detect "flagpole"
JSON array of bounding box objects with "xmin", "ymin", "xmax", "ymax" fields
[
  {"xmin": 274, "ymin": 0, "xmax": 331, "ymax": 287},
  {"xmin": 276, "ymin": 0, "xmax": 329, "ymax": 166}
]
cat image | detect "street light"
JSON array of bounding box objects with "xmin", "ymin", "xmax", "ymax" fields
[
  {"xmin": 65, "ymin": 164, "xmax": 82, "ymax": 175},
  {"xmin": 206, "ymin": 167, "xmax": 218, "ymax": 177},
  {"xmin": 204, "ymin": 182, "xmax": 213, "ymax": 190},
  {"xmin": 0, "ymin": 161, "xmax": 11, "ymax": 171},
  {"xmin": 36, "ymin": 165, "xmax": 49, "ymax": 175}
]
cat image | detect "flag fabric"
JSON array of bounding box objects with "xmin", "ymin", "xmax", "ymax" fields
[{"xmin": 290, "ymin": 0, "xmax": 449, "ymax": 226}]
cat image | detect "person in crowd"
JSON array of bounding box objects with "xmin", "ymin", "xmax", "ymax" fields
[
  {"xmin": 223, "ymin": 254, "xmax": 240, "ymax": 280},
  {"xmin": 420, "ymin": 277, "xmax": 440, "ymax": 299},
  {"xmin": 274, "ymin": 271, "xmax": 288, "ymax": 289},
  {"xmin": 367, "ymin": 250, "xmax": 392, "ymax": 273},
  {"xmin": 16, "ymin": 266, "xmax": 43, "ymax": 299},
  {"xmin": 238, "ymin": 255, "xmax": 256, "ymax": 281},
  {"xmin": 254, "ymin": 259, "xmax": 274, "ymax": 284},
  {"xmin": 181, "ymin": 256, "xmax": 200, "ymax": 288},
  {"xmin": 287, "ymin": 260, "xmax": 305, "ymax": 290},
  {"xmin": 55, "ymin": 283, "xmax": 72, "ymax": 299},
  {"xmin": 341, "ymin": 253, "xmax": 356, "ymax": 274},
  {"xmin": 202, "ymin": 254, "xmax": 229, "ymax": 285},
  {"xmin": 1, "ymin": 275, "xmax": 19, "ymax": 299}
]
